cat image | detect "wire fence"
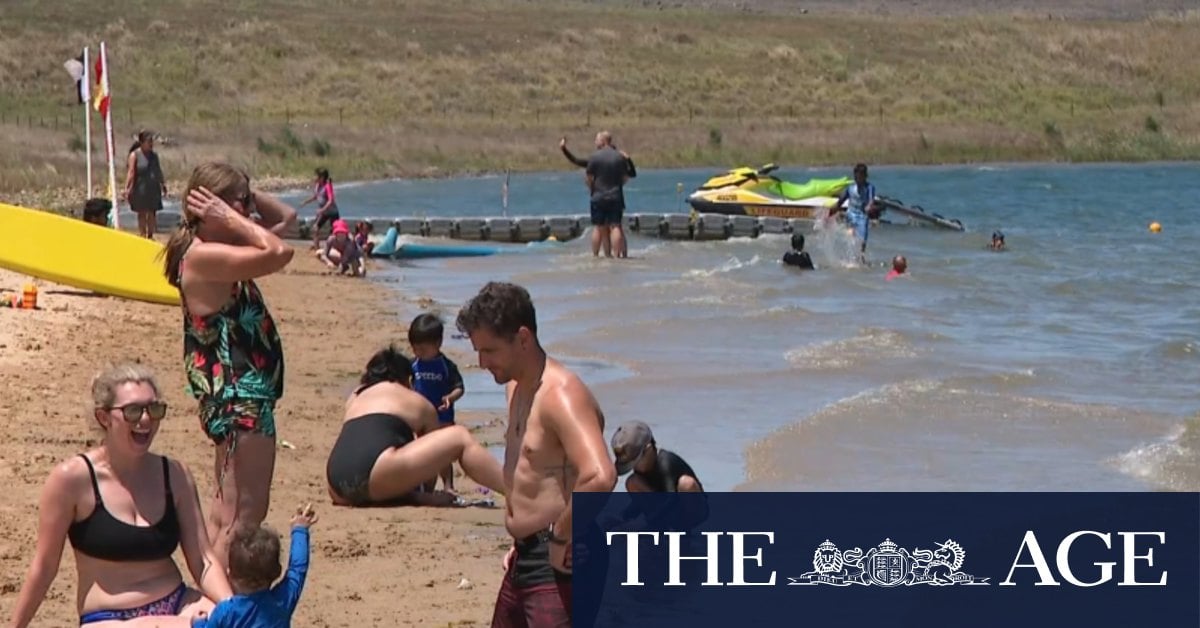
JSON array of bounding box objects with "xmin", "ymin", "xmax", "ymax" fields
[{"xmin": 3, "ymin": 96, "xmax": 1156, "ymax": 135}]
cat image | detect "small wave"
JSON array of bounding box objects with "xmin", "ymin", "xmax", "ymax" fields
[
  {"xmin": 745, "ymin": 380, "xmax": 1176, "ymax": 491},
  {"xmin": 747, "ymin": 304, "xmax": 813, "ymax": 320},
  {"xmin": 1112, "ymin": 416, "xmax": 1200, "ymax": 491},
  {"xmin": 784, "ymin": 328, "xmax": 917, "ymax": 370},
  {"xmin": 682, "ymin": 255, "xmax": 761, "ymax": 278},
  {"xmin": 1150, "ymin": 339, "xmax": 1198, "ymax": 361},
  {"xmin": 679, "ymin": 293, "xmax": 737, "ymax": 306}
]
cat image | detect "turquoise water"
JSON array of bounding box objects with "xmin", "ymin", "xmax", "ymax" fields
[{"xmin": 279, "ymin": 163, "xmax": 1200, "ymax": 492}]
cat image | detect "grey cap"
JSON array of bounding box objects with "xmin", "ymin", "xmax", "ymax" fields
[{"xmin": 612, "ymin": 421, "xmax": 654, "ymax": 476}]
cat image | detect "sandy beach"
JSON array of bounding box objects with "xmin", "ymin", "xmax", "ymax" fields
[{"xmin": 0, "ymin": 249, "xmax": 509, "ymax": 627}]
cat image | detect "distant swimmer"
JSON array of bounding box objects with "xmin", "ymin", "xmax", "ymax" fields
[
  {"xmin": 782, "ymin": 233, "xmax": 815, "ymax": 270},
  {"xmin": 990, "ymin": 231, "xmax": 1006, "ymax": 251},
  {"xmin": 885, "ymin": 255, "xmax": 907, "ymax": 281},
  {"xmin": 831, "ymin": 163, "xmax": 877, "ymax": 264},
  {"xmin": 611, "ymin": 421, "xmax": 703, "ymax": 493}
]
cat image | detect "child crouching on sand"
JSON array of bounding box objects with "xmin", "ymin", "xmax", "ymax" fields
[{"xmin": 193, "ymin": 504, "xmax": 318, "ymax": 627}]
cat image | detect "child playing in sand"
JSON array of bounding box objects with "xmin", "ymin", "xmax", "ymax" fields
[
  {"xmin": 317, "ymin": 219, "xmax": 366, "ymax": 277},
  {"xmin": 193, "ymin": 503, "xmax": 318, "ymax": 628},
  {"xmin": 408, "ymin": 313, "xmax": 465, "ymax": 492}
]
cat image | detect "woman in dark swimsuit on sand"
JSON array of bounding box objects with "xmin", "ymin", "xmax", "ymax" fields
[
  {"xmin": 8, "ymin": 363, "xmax": 231, "ymax": 627},
  {"xmin": 326, "ymin": 345, "xmax": 505, "ymax": 506}
]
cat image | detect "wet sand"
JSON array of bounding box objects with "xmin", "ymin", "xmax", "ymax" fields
[{"xmin": 0, "ymin": 249, "xmax": 509, "ymax": 627}]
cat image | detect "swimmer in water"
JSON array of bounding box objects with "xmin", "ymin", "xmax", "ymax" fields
[
  {"xmin": 990, "ymin": 231, "xmax": 1006, "ymax": 251},
  {"xmin": 885, "ymin": 255, "xmax": 907, "ymax": 281},
  {"xmin": 782, "ymin": 233, "xmax": 815, "ymax": 270}
]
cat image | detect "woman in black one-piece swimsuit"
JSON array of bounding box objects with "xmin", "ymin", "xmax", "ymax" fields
[{"xmin": 325, "ymin": 345, "xmax": 506, "ymax": 506}]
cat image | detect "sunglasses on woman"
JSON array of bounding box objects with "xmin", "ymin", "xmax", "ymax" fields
[{"xmin": 107, "ymin": 401, "xmax": 169, "ymax": 422}]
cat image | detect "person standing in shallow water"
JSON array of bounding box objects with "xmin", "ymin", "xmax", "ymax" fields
[
  {"xmin": 561, "ymin": 132, "xmax": 636, "ymax": 259},
  {"xmin": 123, "ymin": 130, "xmax": 167, "ymax": 239},
  {"xmin": 160, "ymin": 161, "xmax": 297, "ymax": 568},
  {"xmin": 831, "ymin": 163, "xmax": 877, "ymax": 264}
]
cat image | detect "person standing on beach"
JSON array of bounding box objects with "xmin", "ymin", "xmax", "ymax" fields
[
  {"xmin": 160, "ymin": 161, "xmax": 298, "ymax": 567},
  {"xmin": 456, "ymin": 281, "xmax": 617, "ymax": 627},
  {"xmin": 123, "ymin": 130, "xmax": 167, "ymax": 239},
  {"xmin": 831, "ymin": 163, "xmax": 877, "ymax": 265},
  {"xmin": 408, "ymin": 313, "xmax": 466, "ymax": 493},
  {"xmin": 560, "ymin": 132, "xmax": 636, "ymax": 259},
  {"xmin": 299, "ymin": 168, "xmax": 339, "ymax": 250}
]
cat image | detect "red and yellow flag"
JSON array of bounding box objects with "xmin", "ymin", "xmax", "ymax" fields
[{"xmin": 92, "ymin": 53, "xmax": 109, "ymax": 119}]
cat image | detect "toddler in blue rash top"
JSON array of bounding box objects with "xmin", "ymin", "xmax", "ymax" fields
[
  {"xmin": 408, "ymin": 313, "xmax": 465, "ymax": 491},
  {"xmin": 193, "ymin": 504, "xmax": 318, "ymax": 628}
]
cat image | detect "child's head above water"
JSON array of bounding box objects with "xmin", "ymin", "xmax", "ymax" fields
[
  {"xmin": 790, "ymin": 233, "xmax": 805, "ymax": 252},
  {"xmin": 228, "ymin": 524, "xmax": 283, "ymax": 594},
  {"xmin": 408, "ymin": 313, "xmax": 445, "ymax": 360}
]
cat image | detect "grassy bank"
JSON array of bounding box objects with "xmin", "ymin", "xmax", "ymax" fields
[{"xmin": 1, "ymin": 0, "xmax": 1198, "ymax": 212}]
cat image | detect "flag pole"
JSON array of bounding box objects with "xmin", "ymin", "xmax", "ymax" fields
[
  {"xmin": 98, "ymin": 42, "xmax": 118, "ymax": 229},
  {"xmin": 502, "ymin": 169, "xmax": 510, "ymax": 217},
  {"xmin": 82, "ymin": 46, "xmax": 93, "ymax": 198}
]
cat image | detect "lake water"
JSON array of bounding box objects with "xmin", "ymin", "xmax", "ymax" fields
[{"xmin": 277, "ymin": 163, "xmax": 1200, "ymax": 493}]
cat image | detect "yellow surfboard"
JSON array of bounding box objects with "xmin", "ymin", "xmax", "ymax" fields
[{"xmin": 0, "ymin": 202, "xmax": 180, "ymax": 306}]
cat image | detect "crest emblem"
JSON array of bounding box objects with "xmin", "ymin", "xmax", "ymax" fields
[{"xmin": 789, "ymin": 538, "xmax": 990, "ymax": 587}]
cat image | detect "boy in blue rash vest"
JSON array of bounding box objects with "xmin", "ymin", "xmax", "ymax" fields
[
  {"xmin": 192, "ymin": 503, "xmax": 317, "ymax": 628},
  {"xmin": 408, "ymin": 313, "xmax": 466, "ymax": 492},
  {"xmin": 832, "ymin": 163, "xmax": 877, "ymax": 264}
]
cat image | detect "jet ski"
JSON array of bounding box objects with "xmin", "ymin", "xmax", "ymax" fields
[
  {"xmin": 687, "ymin": 164, "xmax": 851, "ymax": 219},
  {"xmin": 689, "ymin": 164, "xmax": 966, "ymax": 231}
]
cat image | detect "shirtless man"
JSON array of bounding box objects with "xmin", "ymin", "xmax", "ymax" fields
[{"xmin": 456, "ymin": 281, "xmax": 617, "ymax": 628}]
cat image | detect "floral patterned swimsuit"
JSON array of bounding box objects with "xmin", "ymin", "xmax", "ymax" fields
[{"xmin": 182, "ymin": 273, "xmax": 285, "ymax": 452}]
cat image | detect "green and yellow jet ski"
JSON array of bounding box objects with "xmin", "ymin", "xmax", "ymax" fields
[
  {"xmin": 687, "ymin": 164, "xmax": 851, "ymax": 220},
  {"xmin": 687, "ymin": 164, "xmax": 966, "ymax": 231}
]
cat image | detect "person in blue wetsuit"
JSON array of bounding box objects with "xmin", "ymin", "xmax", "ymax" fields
[
  {"xmin": 832, "ymin": 163, "xmax": 877, "ymax": 264},
  {"xmin": 193, "ymin": 503, "xmax": 317, "ymax": 627},
  {"xmin": 408, "ymin": 313, "xmax": 465, "ymax": 492}
]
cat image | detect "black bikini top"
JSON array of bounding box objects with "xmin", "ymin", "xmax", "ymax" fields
[{"xmin": 67, "ymin": 454, "xmax": 181, "ymax": 563}]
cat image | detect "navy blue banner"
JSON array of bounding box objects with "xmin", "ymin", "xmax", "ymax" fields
[{"xmin": 570, "ymin": 492, "xmax": 1199, "ymax": 628}]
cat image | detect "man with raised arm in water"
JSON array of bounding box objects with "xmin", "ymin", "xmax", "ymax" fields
[{"xmin": 457, "ymin": 282, "xmax": 617, "ymax": 628}]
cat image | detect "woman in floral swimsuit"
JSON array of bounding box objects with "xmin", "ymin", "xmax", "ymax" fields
[{"xmin": 160, "ymin": 161, "xmax": 297, "ymax": 566}]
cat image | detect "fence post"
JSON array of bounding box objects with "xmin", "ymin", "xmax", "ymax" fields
[
  {"xmin": 286, "ymin": 108, "xmax": 291, "ymax": 125},
  {"xmin": 878, "ymin": 104, "xmax": 883, "ymax": 124},
  {"xmin": 339, "ymin": 108, "xmax": 343, "ymax": 126},
  {"xmin": 586, "ymin": 107, "xmax": 590, "ymax": 127}
]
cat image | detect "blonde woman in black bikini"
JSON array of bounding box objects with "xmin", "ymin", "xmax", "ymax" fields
[
  {"xmin": 326, "ymin": 345, "xmax": 506, "ymax": 506},
  {"xmin": 8, "ymin": 364, "xmax": 232, "ymax": 627}
]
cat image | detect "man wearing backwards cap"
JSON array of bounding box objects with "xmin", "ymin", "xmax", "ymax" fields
[
  {"xmin": 318, "ymin": 219, "xmax": 366, "ymax": 277},
  {"xmin": 612, "ymin": 421, "xmax": 703, "ymax": 493}
]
